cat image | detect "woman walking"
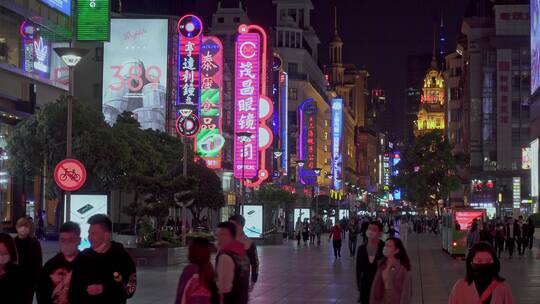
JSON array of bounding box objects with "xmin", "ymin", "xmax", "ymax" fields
[
  {"xmin": 448, "ymin": 242, "xmax": 513, "ymax": 304},
  {"xmin": 369, "ymin": 237, "xmax": 412, "ymax": 304},
  {"xmin": 329, "ymin": 223, "xmax": 343, "ymax": 259},
  {"xmin": 175, "ymin": 237, "xmax": 219, "ymax": 304}
]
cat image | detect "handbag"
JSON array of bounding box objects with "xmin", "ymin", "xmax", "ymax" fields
[{"xmin": 477, "ymin": 280, "xmax": 499, "ymax": 304}]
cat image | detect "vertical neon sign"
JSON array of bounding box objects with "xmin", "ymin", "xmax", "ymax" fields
[
  {"xmin": 196, "ymin": 36, "xmax": 225, "ymax": 168},
  {"xmin": 281, "ymin": 72, "xmax": 288, "ymax": 175},
  {"xmin": 234, "ymin": 33, "xmax": 260, "ymax": 179},
  {"xmin": 298, "ymin": 99, "xmax": 317, "ymax": 184},
  {"xmin": 331, "ymin": 98, "xmax": 343, "ymax": 191},
  {"xmin": 178, "ymin": 15, "xmax": 202, "ymax": 111}
]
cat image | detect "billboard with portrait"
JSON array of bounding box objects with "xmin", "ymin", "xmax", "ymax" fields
[
  {"xmin": 532, "ymin": 0, "xmax": 540, "ymax": 94},
  {"xmin": 64, "ymin": 194, "xmax": 109, "ymax": 250},
  {"xmin": 102, "ymin": 19, "xmax": 168, "ymax": 131},
  {"xmin": 243, "ymin": 205, "xmax": 263, "ymax": 238}
]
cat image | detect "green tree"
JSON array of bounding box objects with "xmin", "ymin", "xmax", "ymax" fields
[
  {"xmin": 394, "ymin": 130, "xmax": 467, "ymax": 215},
  {"xmin": 253, "ymin": 183, "xmax": 298, "ymax": 232}
]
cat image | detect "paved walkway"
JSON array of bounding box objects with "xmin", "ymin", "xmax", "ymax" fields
[{"xmin": 40, "ymin": 233, "xmax": 540, "ymax": 303}]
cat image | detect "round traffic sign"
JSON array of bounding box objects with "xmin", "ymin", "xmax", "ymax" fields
[
  {"xmin": 176, "ymin": 114, "xmax": 200, "ymax": 138},
  {"xmin": 54, "ymin": 159, "xmax": 87, "ymax": 192}
]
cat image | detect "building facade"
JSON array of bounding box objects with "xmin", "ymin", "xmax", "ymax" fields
[{"xmin": 414, "ymin": 57, "xmax": 446, "ymax": 137}]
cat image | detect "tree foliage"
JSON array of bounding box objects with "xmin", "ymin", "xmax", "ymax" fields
[
  {"xmin": 393, "ymin": 130, "xmax": 467, "ymax": 213},
  {"xmin": 253, "ymin": 183, "xmax": 298, "ymax": 232}
]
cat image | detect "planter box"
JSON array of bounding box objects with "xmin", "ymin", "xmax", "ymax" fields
[
  {"xmin": 113, "ymin": 234, "xmax": 137, "ymax": 248},
  {"xmin": 263, "ymin": 233, "xmax": 284, "ymax": 245},
  {"xmin": 127, "ymin": 246, "xmax": 187, "ymax": 267}
]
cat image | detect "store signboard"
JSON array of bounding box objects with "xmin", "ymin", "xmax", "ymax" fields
[
  {"xmin": 298, "ymin": 99, "xmax": 317, "ymax": 185},
  {"xmin": 41, "ymin": 0, "xmax": 71, "ymax": 16},
  {"xmin": 532, "ymin": 0, "xmax": 540, "ymax": 94},
  {"xmin": 532, "ymin": 139, "xmax": 539, "ymax": 197},
  {"xmin": 243, "ymin": 205, "xmax": 262, "ymax": 238},
  {"xmin": 331, "ymin": 98, "xmax": 343, "ymax": 191},
  {"xmin": 77, "ymin": 0, "xmax": 110, "ymax": 41},
  {"xmin": 455, "ymin": 211, "xmax": 484, "ymax": 231},
  {"xmin": 513, "ymin": 177, "xmax": 521, "ymax": 209},
  {"xmin": 64, "ymin": 194, "xmax": 108, "ymax": 250},
  {"xmin": 233, "ymin": 33, "xmax": 260, "ymax": 179},
  {"xmin": 102, "ymin": 19, "xmax": 168, "ymax": 131}
]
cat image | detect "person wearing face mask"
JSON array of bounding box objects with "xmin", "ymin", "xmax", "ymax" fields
[
  {"xmin": 37, "ymin": 221, "xmax": 81, "ymax": 304},
  {"xmin": 369, "ymin": 237, "xmax": 412, "ymax": 304},
  {"xmin": 514, "ymin": 216, "xmax": 526, "ymax": 257},
  {"xmin": 448, "ymin": 242, "xmax": 514, "ymax": 304},
  {"xmin": 0, "ymin": 233, "xmax": 24, "ymax": 303},
  {"xmin": 69, "ymin": 214, "xmax": 137, "ymax": 304},
  {"xmin": 14, "ymin": 216, "xmax": 43, "ymax": 304},
  {"xmin": 494, "ymin": 222, "xmax": 506, "ymax": 259},
  {"xmin": 356, "ymin": 221, "xmax": 385, "ymax": 304}
]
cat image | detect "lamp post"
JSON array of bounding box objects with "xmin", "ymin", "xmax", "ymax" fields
[
  {"xmin": 236, "ymin": 131, "xmax": 253, "ymax": 215},
  {"xmin": 313, "ymin": 168, "xmax": 322, "ymax": 216},
  {"xmin": 53, "ymin": 47, "xmax": 88, "ymax": 222}
]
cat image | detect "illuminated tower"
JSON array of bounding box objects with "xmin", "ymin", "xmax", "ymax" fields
[
  {"xmin": 328, "ymin": 7, "xmax": 345, "ymax": 85},
  {"xmin": 414, "ymin": 54, "xmax": 445, "ymax": 137}
]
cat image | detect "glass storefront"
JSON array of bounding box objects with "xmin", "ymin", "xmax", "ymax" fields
[{"xmin": 0, "ymin": 123, "xmax": 12, "ymax": 224}]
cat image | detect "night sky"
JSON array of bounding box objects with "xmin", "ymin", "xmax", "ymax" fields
[{"xmin": 120, "ymin": 0, "xmax": 470, "ymax": 141}]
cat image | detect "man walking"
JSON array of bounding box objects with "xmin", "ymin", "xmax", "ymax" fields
[
  {"xmin": 229, "ymin": 215, "xmax": 259, "ymax": 292},
  {"xmin": 37, "ymin": 221, "xmax": 81, "ymax": 304},
  {"xmin": 515, "ymin": 216, "xmax": 526, "ymax": 257},
  {"xmin": 348, "ymin": 218, "xmax": 358, "ymax": 256},
  {"xmin": 505, "ymin": 217, "xmax": 515, "ymax": 258},
  {"xmin": 215, "ymin": 222, "xmax": 250, "ymax": 304},
  {"xmin": 69, "ymin": 214, "xmax": 137, "ymax": 304},
  {"xmin": 356, "ymin": 221, "xmax": 385, "ymax": 304}
]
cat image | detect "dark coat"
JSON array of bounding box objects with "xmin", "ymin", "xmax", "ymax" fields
[{"xmin": 356, "ymin": 240, "xmax": 385, "ymax": 304}]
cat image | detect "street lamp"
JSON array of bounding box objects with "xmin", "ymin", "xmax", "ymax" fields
[
  {"xmin": 313, "ymin": 168, "xmax": 322, "ymax": 216},
  {"xmin": 236, "ymin": 131, "xmax": 253, "ymax": 215},
  {"xmin": 53, "ymin": 47, "xmax": 88, "ymax": 222},
  {"xmin": 273, "ymin": 150, "xmax": 283, "ymax": 158}
]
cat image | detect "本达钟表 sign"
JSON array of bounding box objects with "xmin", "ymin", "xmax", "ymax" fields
[
  {"xmin": 41, "ymin": 0, "xmax": 71, "ymax": 16},
  {"xmin": 77, "ymin": 0, "xmax": 110, "ymax": 41}
]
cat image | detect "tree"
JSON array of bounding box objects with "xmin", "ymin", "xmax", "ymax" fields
[
  {"xmin": 186, "ymin": 160, "xmax": 225, "ymax": 221},
  {"xmin": 253, "ymin": 183, "xmax": 298, "ymax": 232},
  {"xmin": 394, "ymin": 130, "xmax": 467, "ymax": 215}
]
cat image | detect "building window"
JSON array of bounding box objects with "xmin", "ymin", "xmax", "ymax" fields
[
  {"xmin": 288, "ymin": 62, "xmax": 298, "ymax": 75},
  {"xmin": 288, "ymin": 9, "xmax": 297, "ymax": 21},
  {"xmin": 218, "ymin": 17, "xmax": 224, "ymax": 23},
  {"xmin": 288, "ymin": 87, "xmax": 298, "ymax": 100},
  {"xmin": 299, "ymin": 9, "xmax": 305, "ymax": 28},
  {"xmin": 233, "ymin": 17, "xmax": 240, "ymax": 23}
]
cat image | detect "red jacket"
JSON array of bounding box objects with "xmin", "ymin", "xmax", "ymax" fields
[{"xmin": 329, "ymin": 226, "xmax": 342, "ymax": 240}]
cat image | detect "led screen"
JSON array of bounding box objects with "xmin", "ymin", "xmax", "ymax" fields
[
  {"xmin": 532, "ymin": 139, "xmax": 539, "ymax": 197},
  {"xmin": 243, "ymin": 205, "xmax": 262, "ymax": 238},
  {"xmin": 41, "ymin": 0, "xmax": 71, "ymax": 16},
  {"xmin": 532, "ymin": 0, "xmax": 540, "ymax": 94},
  {"xmin": 64, "ymin": 194, "xmax": 108, "ymax": 250},
  {"xmin": 102, "ymin": 19, "xmax": 168, "ymax": 131},
  {"xmin": 454, "ymin": 211, "xmax": 484, "ymax": 231}
]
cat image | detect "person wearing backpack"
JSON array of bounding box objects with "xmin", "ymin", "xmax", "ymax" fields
[
  {"xmin": 448, "ymin": 242, "xmax": 514, "ymax": 304},
  {"xmin": 175, "ymin": 237, "xmax": 219, "ymax": 304}
]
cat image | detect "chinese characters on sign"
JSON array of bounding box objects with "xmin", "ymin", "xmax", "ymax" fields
[
  {"xmin": 178, "ymin": 15, "xmax": 202, "ymax": 111},
  {"xmin": 331, "ymin": 98, "xmax": 343, "ymax": 191},
  {"xmin": 298, "ymin": 99, "xmax": 317, "ymax": 185},
  {"xmin": 196, "ymin": 37, "xmax": 225, "ymax": 168},
  {"xmin": 234, "ymin": 33, "xmax": 260, "ymax": 179}
]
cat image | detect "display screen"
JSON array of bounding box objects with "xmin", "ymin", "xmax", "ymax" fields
[
  {"xmin": 103, "ymin": 19, "xmax": 168, "ymax": 131},
  {"xmin": 64, "ymin": 194, "xmax": 108, "ymax": 250},
  {"xmin": 243, "ymin": 205, "xmax": 262, "ymax": 238},
  {"xmin": 331, "ymin": 98, "xmax": 343, "ymax": 191},
  {"xmin": 532, "ymin": 139, "xmax": 539, "ymax": 197},
  {"xmin": 41, "ymin": 0, "xmax": 71, "ymax": 16},
  {"xmin": 293, "ymin": 208, "xmax": 310, "ymax": 230},
  {"xmin": 454, "ymin": 211, "xmax": 483, "ymax": 231},
  {"xmin": 77, "ymin": 0, "xmax": 110, "ymax": 41},
  {"xmin": 532, "ymin": 0, "xmax": 540, "ymax": 94}
]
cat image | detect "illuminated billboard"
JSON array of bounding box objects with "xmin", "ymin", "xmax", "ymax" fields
[
  {"xmin": 532, "ymin": 139, "xmax": 539, "ymax": 197},
  {"xmin": 195, "ymin": 36, "xmax": 224, "ymax": 168},
  {"xmin": 234, "ymin": 32, "xmax": 260, "ymax": 179},
  {"xmin": 243, "ymin": 205, "xmax": 263, "ymax": 238},
  {"xmin": 523, "ymin": 147, "xmax": 532, "ymax": 169},
  {"xmin": 280, "ymin": 72, "xmax": 289, "ymax": 175},
  {"xmin": 64, "ymin": 194, "xmax": 108, "ymax": 250},
  {"xmin": 294, "ymin": 208, "xmax": 310, "ymax": 229},
  {"xmin": 102, "ymin": 19, "xmax": 168, "ymax": 131},
  {"xmin": 298, "ymin": 99, "xmax": 317, "ymax": 184},
  {"xmin": 532, "ymin": 0, "xmax": 540, "ymax": 94},
  {"xmin": 41, "ymin": 0, "xmax": 71, "ymax": 16},
  {"xmin": 331, "ymin": 98, "xmax": 343, "ymax": 191},
  {"xmin": 76, "ymin": 0, "xmax": 110, "ymax": 41},
  {"xmin": 513, "ymin": 177, "xmax": 521, "ymax": 209},
  {"xmin": 178, "ymin": 15, "xmax": 203, "ymax": 110}
]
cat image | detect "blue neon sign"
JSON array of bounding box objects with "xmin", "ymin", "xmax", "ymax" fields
[
  {"xmin": 41, "ymin": 0, "xmax": 71, "ymax": 16},
  {"xmin": 331, "ymin": 98, "xmax": 343, "ymax": 191}
]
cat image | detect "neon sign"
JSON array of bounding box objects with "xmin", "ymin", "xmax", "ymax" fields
[
  {"xmin": 196, "ymin": 36, "xmax": 225, "ymax": 168},
  {"xmin": 178, "ymin": 15, "xmax": 203, "ymax": 112},
  {"xmin": 331, "ymin": 98, "xmax": 343, "ymax": 191},
  {"xmin": 280, "ymin": 72, "xmax": 289, "ymax": 176},
  {"xmin": 298, "ymin": 99, "xmax": 317, "ymax": 184},
  {"xmin": 234, "ymin": 32, "xmax": 260, "ymax": 179}
]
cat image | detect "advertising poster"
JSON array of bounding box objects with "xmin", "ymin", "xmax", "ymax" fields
[
  {"xmin": 41, "ymin": 0, "xmax": 71, "ymax": 16},
  {"xmin": 293, "ymin": 208, "xmax": 310, "ymax": 230},
  {"xmin": 533, "ymin": 0, "xmax": 540, "ymax": 94},
  {"xmin": 102, "ymin": 19, "xmax": 168, "ymax": 131},
  {"xmin": 455, "ymin": 211, "xmax": 484, "ymax": 231},
  {"xmin": 243, "ymin": 205, "xmax": 263, "ymax": 238},
  {"xmin": 331, "ymin": 98, "xmax": 343, "ymax": 191},
  {"xmin": 64, "ymin": 194, "xmax": 108, "ymax": 250}
]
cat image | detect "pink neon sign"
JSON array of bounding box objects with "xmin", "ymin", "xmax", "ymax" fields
[{"xmin": 234, "ymin": 33, "xmax": 260, "ymax": 179}]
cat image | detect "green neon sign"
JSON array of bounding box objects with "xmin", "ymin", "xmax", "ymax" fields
[{"xmin": 77, "ymin": 0, "xmax": 110, "ymax": 41}]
